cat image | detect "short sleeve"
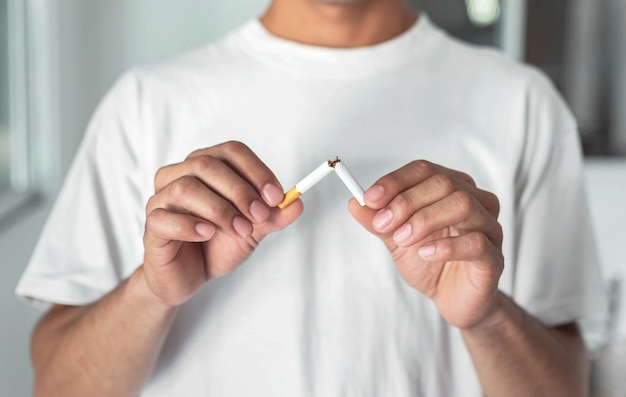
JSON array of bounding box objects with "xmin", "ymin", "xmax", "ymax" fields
[
  {"xmin": 15, "ymin": 72, "xmax": 147, "ymax": 310},
  {"xmin": 511, "ymin": 73, "xmax": 608, "ymax": 326}
]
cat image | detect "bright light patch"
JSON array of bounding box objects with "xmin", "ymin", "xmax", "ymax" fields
[{"xmin": 466, "ymin": 0, "xmax": 501, "ymax": 27}]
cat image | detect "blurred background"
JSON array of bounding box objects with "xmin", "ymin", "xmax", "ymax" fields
[{"xmin": 1, "ymin": 0, "xmax": 625, "ymax": 395}]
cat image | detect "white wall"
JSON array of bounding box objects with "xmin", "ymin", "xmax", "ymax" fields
[{"xmin": 0, "ymin": 1, "xmax": 268, "ymax": 395}]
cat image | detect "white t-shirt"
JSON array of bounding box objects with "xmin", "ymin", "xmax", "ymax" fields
[{"xmin": 16, "ymin": 16, "xmax": 606, "ymax": 396}]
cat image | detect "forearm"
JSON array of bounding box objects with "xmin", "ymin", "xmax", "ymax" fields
[
  {"xmin": 462, "ymin": 292, "xmax": 588, "ymax": 397},
  {"xmin": 31, "ymin": 265, "xmax": 177, "ymax": 397}
]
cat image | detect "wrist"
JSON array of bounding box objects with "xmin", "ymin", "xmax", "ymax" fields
[
  {"xmin": 126, "ymin": 265, "xmax": 179, "ymax": 316},
  {"xmin": 462, "ymin": 292, "xmax": 520, "ymax": 337}
]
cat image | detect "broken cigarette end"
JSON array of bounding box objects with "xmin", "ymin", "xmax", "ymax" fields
[
  {"xmin": 327, "ymin": 157, "xmax": 341, "ymax": 168},
  {"xmin": 278, "ymin": 186, "xmax": 302, "ymax": 209}
]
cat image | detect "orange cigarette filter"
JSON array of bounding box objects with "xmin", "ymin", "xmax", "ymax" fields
[{"xmin": 278, "ymin": 187, "xmax": 302, "ymax": 209}]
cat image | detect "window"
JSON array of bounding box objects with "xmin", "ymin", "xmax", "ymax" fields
[
  {"xmin": 0, "ymin": 0, "xmax": 35, "ymax": 223},
  {"xmin": 410, "ymin": 0, "xmax": 514, "ymax": 52},
  {"xmin": 410, "ymin": 0, "xmax": 626, "ymax": 156},
  {"xmin": 0, "ymin": 0, "xmax": 10, "ymax": 191}
]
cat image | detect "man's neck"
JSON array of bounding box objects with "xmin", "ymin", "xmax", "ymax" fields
[{"xmin": 260, "ymin": 0, "xmax": 418, "ymax": 48}]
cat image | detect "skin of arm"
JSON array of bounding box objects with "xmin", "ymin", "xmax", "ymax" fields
[
  {"xmin": 462, "ymin": 295, "xmax": 588, "ymax": 397},
  {"xmin": 32, "ymin": 267, "xmax": 177, "ymax": 397}
]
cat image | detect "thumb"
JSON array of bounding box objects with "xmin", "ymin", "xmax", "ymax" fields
[
  {"xmin": 348, "ymin": 198, "xmax": 378, "ymax": 233},
  {"xmin": 348, "ymin": 198, "xmax": 396, "ymax": 246}
]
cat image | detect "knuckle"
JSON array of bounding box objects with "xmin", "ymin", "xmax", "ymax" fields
[
  {"xmin": 230, "ymin": 183, "xmax": 253, "ymax": 202},
  {"xmin": 169, "ymin": 220, "xmax": 185, "ymax": 236},
  {"xmin": 459, "ymin": 172, "xmax": 476, "ymax": 186},
  {"xmin": 496, "ymin": 252, "xmax": 505, "ymax": 271},
  {"xmin": 190, "ymin": 155, "xmax": 216, "ymax": 174},
  {"xmin": 452, "ymin": 190, "xmax": 474, "ymax": 216},
  {"xmin": 437, "ymin": 240, "xmax": 454, "ymax": 257},
  {"xmin": 393, "ymin": 190, "xmax": 413, "ymax": 209},
  {"xmin": 408, "ymin": 159, "xmax": 434, "ymax": 176},
  {"xmin": 169, "ymin": 176, "xmax": 197, "ymax": 201},
  {"xmin": 222, "ymin": 140, "xmax": 248, "ymax": 155},
  {"xmin": 154, "ymin": 165, "xmax": 169, "ymax": 191},
  {"xmin": 381, "ymin": 171, "xmax": 403, "ymax": 189},
  {"xmin": 145, "ymin": 195, "xmax": 158, "ymax": 216},
  {"xmin": 145, "ymin": 207, "xmax": 164, "ymax": 231},
  {"xmin": 207, "ymin": 199, "xmax": 233, "ymax": 221},
  {"xmin": 493, "ymin": 222, "xmax": 504, "ymax": 246},
  {"xmin": 412, "ymin": 211, "xmax": 429, "ymax": 231},
  {"xmin": 145, "ymin": 209, "xmax": 187, "ymax": 238},
  {"xmin": 467, "ymin": 232, "xmax": 489, "ymax": 254},
  {"xmin": 431, "ymin": 173, "xmax": 455, "ymax": 195},
  {"xmin": 488, "ymin": 191, "xmax": 501, "ymax": 216}
]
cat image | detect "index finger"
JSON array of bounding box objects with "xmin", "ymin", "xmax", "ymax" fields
[
  {"xmin": 363, "ymin": 160, "xmax": 476, "ymax": 209},
  {"xmin": 159, "ymin": 141, "xmax": 284, "ymax": 206}
]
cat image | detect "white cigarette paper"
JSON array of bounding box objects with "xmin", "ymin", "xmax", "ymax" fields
[
  {"xmin": 278, "ymin": 157, "xmax": 365, "ymax": 208},
  {"xmin": 334, "ymin": 162, "xmax": 365, "ymax": 206},
  {"xmin": 278, "ymin": 161, "xmax": 334, "ymax": 209},
  {"xmin": 296, "ymin": 161, "xmax": 334, "ymax": 194}
]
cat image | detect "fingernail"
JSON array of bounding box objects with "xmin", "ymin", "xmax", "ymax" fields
[
  {"xmin": 364, "ymin": 185, "xmax": 385, "ymax": 203},
  {"xmin": 195, "ymin": 223, "xmax": 215, "ymax": 237},
  {"xmin": 232, "ymin": 216, "xmax": 253, "ymax": 238},
  {"xmin": 393, "ymin": 223, "xmax": 412, "ymax": 244},
  {"xmin": 372, "ymin": 209, "xmax": 393, "ymax": 231},
  {"xmin": 249, "ymin": 200, "xmax": 270, "ymax": 223},
  {"xmin": 418, "ymin": 243, "xmax": 436, "ymax": 258},
  {"xmin": 262, "ymin": 184, "xmax": 284, "ymax": 207}
]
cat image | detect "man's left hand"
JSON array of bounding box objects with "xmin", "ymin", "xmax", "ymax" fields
[{"xmin": 349, "ymin": 160, "xmax": 504, "ymax": 330}]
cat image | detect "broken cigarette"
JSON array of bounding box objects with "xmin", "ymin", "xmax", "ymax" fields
[
  {"xmin": 334, "ymin": 161, "xmax": 365, "ymax": 206},
  {"xmin": 278, "ymin": 157, "xmax": 365, "ymax": 208}
]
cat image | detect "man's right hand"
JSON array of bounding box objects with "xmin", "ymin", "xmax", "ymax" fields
[{"xmin": 142, "ymin": 141, "xmax": 303, "ymax": 307}]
